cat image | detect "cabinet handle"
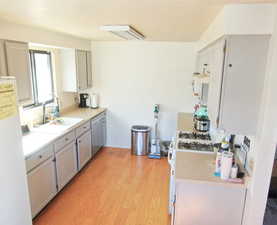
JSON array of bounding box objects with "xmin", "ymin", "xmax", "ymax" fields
[
  {"xmin": 228, "ymin": 64, "xmax": 232, "ymax": 67},
  {"xmin": 38, "ymin": 155, "xmax": 42, "ymax": 159},
  {"xmin": 83, "ymin": 126, "xmax": 87, "ymax": 129}
]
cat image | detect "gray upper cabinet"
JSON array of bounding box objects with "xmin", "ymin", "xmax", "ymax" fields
[
  {"xmin": 76, "ymin": 50, "xmax": 88, "ymax": 91},
  {"xmin": 0, "ymin": 40, "xmax": 7, "ymax": 76},
  {"xmin": 60, "ymin": 48, "xmax": 92, "ymax": 92},
  {"xmin": 206, "ymin": 35, "xmax": 270, "ymax": 135},
  {"xmin": 86, "ymin": 51, "xmax": 92, "ymax": 88},
  {"xmin": 4, "ymin": 41, "xmax": 33, "ymax": 104}
]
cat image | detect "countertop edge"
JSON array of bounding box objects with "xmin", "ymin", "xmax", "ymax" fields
[
  {"xmin": 175, "ymin": 177, "xmax": 247, "ymax": 189},
  {"xmin": 23, "ymin": 108, "xmax": 107, "ymax": 159}
]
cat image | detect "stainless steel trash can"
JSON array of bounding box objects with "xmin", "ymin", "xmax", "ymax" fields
[{"xmin": 131, "ymin": 125, "xmax": 151, "ymax": 155}]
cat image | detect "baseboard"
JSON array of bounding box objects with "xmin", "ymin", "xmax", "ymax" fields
[{"xmin": 104, "ymin": 145, "xmax": 130, "ymax": 150}]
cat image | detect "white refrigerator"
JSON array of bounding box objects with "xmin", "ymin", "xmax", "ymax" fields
[{"xmin": 0, "ymin": 77, "xmax": 32, "ymax": 225}]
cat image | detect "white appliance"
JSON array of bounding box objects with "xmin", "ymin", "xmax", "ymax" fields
[
  {"xmin": 168, "ymin": 139, "xmax": 176, "ymax": 215},
  {"xmin": 91, "ymin": 93, "xmax": 99, "ymax": 109},
  {"xmin": 168, "ymin": 131, "xmax": 214, "ymax": 224},
  {"xmin": 0, "ymin": 77, "xmax": 32, "ymax": 225}
]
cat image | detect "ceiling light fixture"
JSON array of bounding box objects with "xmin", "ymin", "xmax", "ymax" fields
[{"xmin": 100, "ymin": 25, "xmax": 145, "ymax": 40}]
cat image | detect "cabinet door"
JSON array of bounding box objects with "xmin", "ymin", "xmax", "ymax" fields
[
  {"xmin": 27, "ymin": 157, "xmax": 57, "ymax": 218},
  {"xmin": 219, "ymin": 36, "xmax": 269, "ymax": 135},
  {"xmin": 76, "ymin": 49, "xmax": 88, "ymax": 91},
  {"xmin": 86, "ymin": 51, "xmax": 92, "ymax": 88},
  {"xmin": 5, "ymin": 41, "xmax": 33, "ymax": 104},
  {"xmin": 91, "ymin": 119, "xmax": 99, "ymax": 155},
  {"xmin": 206, "ymin": 39, "xmax": 226, "ymax": 128},
  {"xmin": 97, "ymin": 118, "xmax": 103, "ymax": 150},
  {"xmin": 0, "ymin": 40, "xmax": 7, "ymax": 76},
  {"xmin": 174, "ymin": 180, "xmax": 245, "ymax": 225},
  {"xmin": 77, "ymin": 130, "xmax": 92, "ymax": 170},
  {"xmin": 101, "ymin": 116, "xmax": 106, "ymax": 147},
  {"xmin": 55, "ymin": 142, "xmax": 78, "ymax": 191}
]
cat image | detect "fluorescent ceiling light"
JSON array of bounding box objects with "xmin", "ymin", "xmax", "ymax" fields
[{"xmin": 100, "ymin": 25, "xmax": 145, "ymax": 40}]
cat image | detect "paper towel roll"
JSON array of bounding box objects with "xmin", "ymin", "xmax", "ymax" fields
[{"xmin": 220, "ymin": 152, "xmax": 233, "ymax": 180}]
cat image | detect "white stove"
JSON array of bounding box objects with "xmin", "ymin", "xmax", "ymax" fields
[{"xmin": 168, "ymin": 131, "xmax": 214, "ymax": 220}]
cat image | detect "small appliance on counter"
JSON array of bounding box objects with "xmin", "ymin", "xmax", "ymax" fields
[
  {"xmin": 91, "ymin": 93, "xmax": 99, "ymax": 109},
  {"xmin": 79, "ymin": 93, "xmax": 90, "ymax": 108},
  {"xmin": 194, "ymin": 104, "xmax": 210, "ymax": 132},
  {"xmin": 194, "ymin": 117, "xmax": 210, "ymax": 132}
]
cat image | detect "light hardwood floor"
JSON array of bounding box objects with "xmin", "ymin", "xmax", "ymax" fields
[{"xmin": 34, "ymin": 147, "xmax": 171, "ymax": 225}]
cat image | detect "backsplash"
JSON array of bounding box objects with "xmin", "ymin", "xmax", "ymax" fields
[{"xmin": 209, "ymin": 126, "xmax": 255, "ymax": 175}]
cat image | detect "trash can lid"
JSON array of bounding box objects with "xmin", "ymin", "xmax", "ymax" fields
[{"xmin": 131, "ymin": 125, "xmax": 151, "ymax": 132}]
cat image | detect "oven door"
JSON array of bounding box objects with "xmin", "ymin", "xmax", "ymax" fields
[
  {"xmin": 169, "ymin": 166, "xmax": 176, "ymax": 215},
  {"xmin": 168, "ymin": 139, "xmax": 176, "ymax": 215}
]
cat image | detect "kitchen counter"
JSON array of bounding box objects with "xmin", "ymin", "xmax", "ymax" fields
[
  {"xmin": 61, "ymin": 107, "xmax": 106, "ymax": 121},
  {"xmin": 177, "ymin": 112, "xmax": 194, "ymax": 132},
  {"xmin": 175, "ymin": 112, "xmax": 248, "ymax": 188},
  {"xmin": 22, "ymin": 107, "xmax": 106, "ymax": 158},
  {"xmin": 175, "ymin": 151, "xmax": 247, "ymax": 188}
]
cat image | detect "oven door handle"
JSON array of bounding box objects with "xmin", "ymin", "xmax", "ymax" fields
[
  {"xmin": 168, "ymin": 150, "xmax": 173, "ymax": 165},
  {"xmin": 168, "ymin": 139, "xmax": 175, "ymax": 165}
]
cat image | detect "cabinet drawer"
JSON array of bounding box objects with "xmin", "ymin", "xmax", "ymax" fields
[
  {"xmin": 25, "ymin": 145, "xmax": 54, "ymax": 173},
  {"xmin": 76, "ymin": 121, "xmax": 90, "ymax": 137},
  {"xmin": 54, "ymin": 130, "xmax": 76, "ymax": 152}
]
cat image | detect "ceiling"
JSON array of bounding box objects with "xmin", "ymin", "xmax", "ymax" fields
[{"xmin": 0, "ymin": 0, "xmax": 275, "ymax": 41}]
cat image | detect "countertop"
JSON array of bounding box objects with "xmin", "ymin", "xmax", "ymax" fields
[
  {"xmin": 61, "ymin": 107, "xmax": 106, "ymax": 121},
  {"xmin": 22, "ymin": 107, "xmax": 106, "ymax": 158},
  {"xmin": 175, "ymin": 151, "xmax": 247, "ymax": 188},
  {"xmin": 177, "ymin": 112, "xmax": 194, "ymax": 132}
]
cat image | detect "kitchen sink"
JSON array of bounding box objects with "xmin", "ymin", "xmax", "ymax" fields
[{"xmin": 33, "ymin": 117, "xmax": 83, "ymax": 133}]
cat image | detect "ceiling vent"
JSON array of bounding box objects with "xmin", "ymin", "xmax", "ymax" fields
[{"xmin": 100, "ymin": 25, "xmax": 145, "ymax": 40}]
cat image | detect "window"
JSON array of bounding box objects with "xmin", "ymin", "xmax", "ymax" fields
[{"xmin": 28, "ymin": 50, "xmax": 54, "ymax": 107}]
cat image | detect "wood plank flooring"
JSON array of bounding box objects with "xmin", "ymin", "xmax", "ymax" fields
[{"xmin": 34, "ymin": 147, "xmax": 170, "ymax": 225}]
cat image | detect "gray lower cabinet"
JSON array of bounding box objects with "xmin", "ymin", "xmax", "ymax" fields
[
  {"xmin": 101, "ymin": 114, "xmax": 107, "ymax": 147},
  {"xmin": 77, "ymin": 130, "xmax": 92, "ymax": 170},
  {"xmin": 55, "ymin": 142, "xmax": 78, "ymax": 191},
  {"xmin": 91, "ymin": 117, "xmax": 100, "ymax": 155},
  {"xmin": 27, "ymin": 156, "xmax": 57, "ymax": 218},
  {"xmin": 26, "ymin": 114, "xmax": 106, "ymax": 218},
  {"xmin": 91, "ymin": 113, "xmax": 106, "ymax": 156},
  {"xmin": 174, "ymin": 179, "xmax": 246, "ymax": 225}
]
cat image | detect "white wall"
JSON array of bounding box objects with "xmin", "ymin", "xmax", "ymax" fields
[
  {"xmin": 243, "ymin": 5, "xmax": 277, "ymax": 225},
  {"xmin": 198, "ymin": 4, "xmax": 275, "ymax": 50},
  {"xmin": 197, "ymin": 5, "xmax": 277, "ymax": 225},
  {"xmin": 0, "ymin": 18, "xmax": 91, "ymax": 50},
  {"xmin": 91, "ymin": 41, "xmax": 197, "ymax": 148}
]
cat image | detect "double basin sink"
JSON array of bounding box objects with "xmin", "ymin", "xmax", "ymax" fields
[{"xmin": 22, "ymin": 117, "xmax": 84, "ymax": 158}]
